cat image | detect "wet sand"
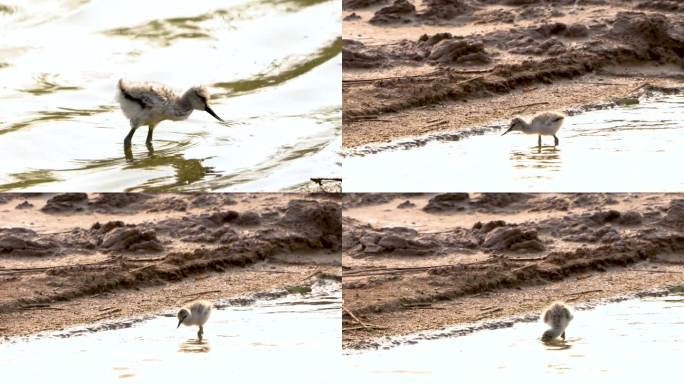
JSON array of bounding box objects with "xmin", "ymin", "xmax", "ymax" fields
[
  {"xmin": 342, "ymin": 0, "xmax": 684, "ymax": 147},
  {"xmin": 0, "ymin": 193, "xmax": 341, "ymax": 338},
  {"xmin": 342, "ymin": 193, "xmax": 684, "ymax": 348}
]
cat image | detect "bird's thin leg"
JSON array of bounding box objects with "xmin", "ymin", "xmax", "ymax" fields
[
  {"xmin": 198, "ymin": 325, "xmax": 203, "ymax": 340},
  {"xmin": 561, "ymin": 331, "xmax": 566, "ymax": 340},
  {"xmin": 124, "ymin": 123, "xmax": 139, "ymax": 147},
  {"xmin": 124, "ymin": 145, "xmax": 134, "ymax": 161},
  {"xmin": 538, "ymin": 135, "xmax": 542, "ymax": 147},
  {"xmin": 146, "ymin": 141, "xmax": 155, "ymax": 155},
  {"xmin": 145, "ymin": 123, "xmax": 156, "ymax": 145},
  {"xmin": 554, "ymin": 135, "xmax": 559, "ymax": 146}
]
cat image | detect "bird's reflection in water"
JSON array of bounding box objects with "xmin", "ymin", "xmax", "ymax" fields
[
  {"xmin": 179, "ymin": 338, "xmax": 211, "ymax": 354},
  {"xmin": 542, "ymin": 337, "xmax": 573, "ymax": 351},
  {"xmin": 123, "ymin": 142, "xmax": 157, "ymax": 162},
  {"xmin": 510, "ymin": 146, "xmax": 561, "ymax": 171},
  {"xmin": 122, "ymin": 141, "xmax": 215, "ymax": 189}
]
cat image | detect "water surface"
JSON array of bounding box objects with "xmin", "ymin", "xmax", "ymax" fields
[
  {"xmin": 345, "ymin": 295, "xmax": 683, "ymax": 383},
  {"xmin": 344, "ymin": 95, "xmax": 684, "ymax": 192},
  {"xmin": 0, "ymin": 280, "xmax": 341, "ymax": 382},
  {"xmin": 0, "ymin": 0, "xmax": 341, "ymax": 191}
]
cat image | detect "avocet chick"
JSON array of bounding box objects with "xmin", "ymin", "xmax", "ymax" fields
[
  {"xmin": 177, "ymin": 300, "xmax": 212, "ymax": 340},
  {"xmin": 541, "ymin": 301, "xmax": 573, "ymax": 342},
  {"xmin": 117, "ymin": 79, "xmax": 224, "ymax": 146},
  {"xmin": 502, "ymin": 112, "xmax": 564, "ymax": 147}
]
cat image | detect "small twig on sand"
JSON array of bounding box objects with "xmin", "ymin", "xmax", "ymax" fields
[
  {"xmin": 92, "ymin": 309, "xmax": 123, "ymax": 322},
  {"xmin": 510, "ymin": 263, "xmax": 540, "ymax": 274},
  {"xmin": 0, "ymin": 259, "xmax": 117, "ymax": 275},
  {"xmin": 348, "ymin": 115, "xmax": 379, "ymax": 121},
  {"xmin": 342, "ymin": 326, "xmax": 371, "ymax": 331},
  {"xmin": 508, "ymin": 101, "xmax": 550, "ymax": 114},
  {"xmin": 342, "ymin": 71, "xmax": 444, "ymax": 84},
  {"xmin": 344, "ymin": 263, "xmax": 477, "ymax": 277},
  {"xmin": 300, "ymin": 269, "xmax": 322, "ymax": 282},
  {"xmin": 631, "ymin": 269, "xmax": 682, "ymax": 274},
  {"xmin": 567, "ymin": 289, "xmax": 604, "ymax": 297},
  {"xmin": 343, "ymin": 306, "xmax": 388, "ymax": 330},
  {"xmin": 475, "ymin": 307, "xmax": 503, "ymax": 321},
  {"xmin": 99, "ymin": 308, "xmax": 122, "ymax": 316},
  {"xmin": 20, "ymin": 304, "xmax": 64, "ymax": 311},
  {"xmin": 400, "ymin": 302, "xmax": 434, "ymax": 309},
  {"xmin": 506, "ymin": 256, "xmax": 548, "ymax": 262},
  {"xmin": 629, "ymin": 82, "xmax": 650, "ymax": 94},
  {"xmin": 126, "ymin": 256, "xmax": 166, "ymax": 263},
  {"xmin": 180, "ymin": 289, "xmax": 222, "ymax": 298},
  {"xmin": 448, "ymin": 68, "xmax": 495, "ymax": 75},
  {"xmin": 426, "ymin": 120, "xmax": 448, "ymax": 128},
  {"xmin": 578, "ymin": 82, "xmax": 623, "ymax": 86}
]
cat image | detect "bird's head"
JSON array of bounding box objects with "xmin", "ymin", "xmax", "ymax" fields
[
  {"xmin": 177, "ymin": 308, "xmax": 190, "ymax": 328},
  {"xmin": 184, "ymin": 86, "xmax": 223, "ymax": 122},
  {"xmin": 541, "ymin": 329, "xmax": 556, "ymax": 342},
  {"xmin": 502, "ymin": 117, "xmax": 525, "ymax": 136}
]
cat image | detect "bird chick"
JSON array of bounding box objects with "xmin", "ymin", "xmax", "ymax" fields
[
  {"xmin": 177, "ymin": 300, "xmax": 212, "ymax": 340},
  {"xmin": 117, "ymin": 79, "xmax": 223, "ymax": 146},
  {"xmin": 541, "ymin": 301, "xmax": 573, "ymax": 342},
  {"xmin": 502, "ymin": 112, "xmax": 565, "ymax": 147}
]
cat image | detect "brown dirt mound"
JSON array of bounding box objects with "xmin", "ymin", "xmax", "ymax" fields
[
  {"xmin": 41, "ymin": 193, "xmax": 88, "ymax": 213},
  {"xmin": 343, "ymin": 40, "xmax": 386, "ymax": 69},
  {"xmin": 90, "ymin": 193, "xmax": 151, "ymax": 210},
  {"xmin": 15, "ymin": 201, "xmax": 33, "ymax": 209},
  {"xmin": 428, "ymin": 39, "xmax": 491, "ymax": 65},
  {"xmin": 473, "ymin": 193, "xmax": 530, "ymax": 208},
  {"xmin": 370, "ymin": 0, "xmax": 416, "ymax": 24},
  {"xmin": 0, "ymin": 228, "xmax": 54, "ymax": 257},
  {"xmin": 423, "ymin": 193, "xmax": 470, "ymax": 212},
  {"xmin": 481, "ymin": 226, "xmax": 545, "ymax": 252},
  {"xmin": 421, "ymin": 0, "xmax": 475, "ymax": 21},
  {"xmin": 663, "ymin": 199, "xmax": 684, "ymax": 227},
  {"xmin": 636, "ymin": 1, "xmax": 684, "ymax": 13},
  {"xmin": 343, "ymin": 193, "xmax": 411, "ymax": 208},
  {"xmin": 146, "ymin": 196, "xmax": 188, "ymax": 212},
  {"xmin": 280, "ymin": 199, "xmax": 342, "ymax": 249},
  {"xmin": 100, "ymin": 227, "xmax": 164, "ymax": 252}
]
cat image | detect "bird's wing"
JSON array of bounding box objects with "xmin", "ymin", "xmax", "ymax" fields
[
  {"xmin": 541, "ymin": 112, "xmax": 564, "ymax": 124},
  {"xmin": 119, "ymin": 81, "xmax": 172, "ymax": 110},
  {"xmin": 564, "ymin": 307, "xmax": 573, "ymax": 321}
]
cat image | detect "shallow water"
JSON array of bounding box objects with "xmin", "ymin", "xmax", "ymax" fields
[
  {"xmin": 344, "ymin": 94, "xmax": 684, "ymax": 192},
  {"xmin": 0, "ymin": 281, "xmax": 341, "ymax": 382},
  {"xmin": 0, "ymin": 0, "xmax": 341, "ymax": 192},
  {"xmin": 345, "ymin": 295, "xmax": 684, "ymax": 383}
]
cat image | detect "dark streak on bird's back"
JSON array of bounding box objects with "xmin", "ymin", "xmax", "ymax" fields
[{"xmin": 118, "ymin": 83, "xmax": 147, "ymax": 109}]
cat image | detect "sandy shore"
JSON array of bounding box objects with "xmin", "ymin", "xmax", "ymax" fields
[
  {"xmin": 342, "ymin": 193, "xmax": 684, "ymax": 348},
  {"xmin": 0, "ymin": 193, "xmax": 341, "ymax": 338},
  {"xmin": 342, "ymin": 0, "xmax": 684, "ymax": 147}
]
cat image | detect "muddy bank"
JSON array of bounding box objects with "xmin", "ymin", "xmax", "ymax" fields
[
  {"xmin": 0, "ymin": 193, "xmax": 341, "ymax": 337},
  {"xmin": 343, "ymin": 0, "xmax": 684, "ymax": 147},
  {"xmin": 342, "ymin": 193, "xmax": 684, "ymax": 348}
]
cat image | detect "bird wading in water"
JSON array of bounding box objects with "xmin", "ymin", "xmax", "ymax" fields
[{"xmin": 117, "ymin": 79, "xmax": 223, "ymax": 147}]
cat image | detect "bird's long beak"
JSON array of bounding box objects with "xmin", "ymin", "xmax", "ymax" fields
[
  {"xmin": 501, "ymin": 127, "xmax": 512, "ymax": 136},
  {"xmin": 205, "ymin": 106, "xmax": 224, "ymax": 122},
  {"xmin": 177, "ymin": 319, "xmax": 182, "ymax": 328}
]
